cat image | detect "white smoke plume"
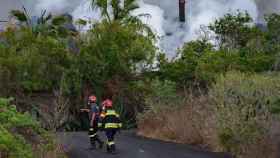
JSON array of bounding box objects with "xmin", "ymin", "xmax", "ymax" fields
[
  {"xmin": 31, "ymin": 0, "xmax": 80, "ymax": 14},
  {"xmin": 137, "ymin": 0, "xmax": 259, "ymax": 57},
  {"xmin": 255, "ymin": 0, "xmax": 280, "ymax": 21},
  {"xmin": 4, "ymin": 0, "xmax": 280, "ymax": 56}
]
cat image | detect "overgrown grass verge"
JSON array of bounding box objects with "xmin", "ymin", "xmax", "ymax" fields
[{"xmin": 137, "ymin": 72, "xmax": 280, "ymax": 158}]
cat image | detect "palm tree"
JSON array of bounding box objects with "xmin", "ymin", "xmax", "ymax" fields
[
  {"xmin": 89, "ymin": 0, "xmax": 155, "ymax": 42},
  {"xmin": 90, "ymin": 0, "xmax": 139, "ymax": 22},
  {"xmin": 10, "ymin": 7, "xmax": 30, "ymax": 26}
]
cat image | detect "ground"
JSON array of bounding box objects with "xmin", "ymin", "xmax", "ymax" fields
[{"xmin": 58, "ymin": 131, "xmax": 231, "ymax": 158}]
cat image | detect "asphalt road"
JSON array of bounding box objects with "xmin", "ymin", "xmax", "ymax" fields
[{"xmin": 58, "ymin": 132, "xmax": 231, "ymax": 158}]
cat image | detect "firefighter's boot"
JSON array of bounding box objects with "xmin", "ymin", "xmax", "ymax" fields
[
  {"xmin": 111, "ymin": 144, "xmax": 117, "ymax": 154},
  {"xmin": 98, "ymin": 140, "xmax": 104, "ymax": 149},
  {"xmin": 106, "ymin": 144, "xmax": 112, "ymax": 153},
  {"xmin": 90, "ymin": 140, "xmax": 96, "ymax": 150}
]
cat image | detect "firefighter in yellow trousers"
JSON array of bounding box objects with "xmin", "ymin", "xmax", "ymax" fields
[{"xmin": 101, "ymin": 99, "xmax": 122, "ymax": 154}]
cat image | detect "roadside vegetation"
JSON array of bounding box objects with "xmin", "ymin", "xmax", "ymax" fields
[
  {"xmin": 0, "ymin": 0, "xmax": 280, "ymax": 157},
  {"xmin": 0, "ymin": 98, "xmax": 65, "ymax": 158},
  {"xmin": 138, "ymin": 12, "xmax": 280, "ymax": 158}
]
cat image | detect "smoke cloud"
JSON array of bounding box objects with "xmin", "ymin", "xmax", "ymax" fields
[
  {"xmin": 31, "ymin": 0, "xmax": 80, "ymax": 14},
  {"xmin": 4, "ymin": 0, "xmax": 280, "ymax": 57},
  {"xmin": 136, "ymin": 0, "xmax": 259, "ymax": 57},
  {"xmin": 255, "ymin": 0, "xmax": 280, "ymax": 21}
]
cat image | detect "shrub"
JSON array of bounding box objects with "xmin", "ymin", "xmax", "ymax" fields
[
  {"xmin": 137, "ymin": 79, "xmax": 183, "ymax": 113},
  {"xmin": 210, "ymin": 71, "xmax": 280, "ymax": 157},
  {"xmin": 0, "ymin": 126, "xmax": 33, "ymax": 158},
  {"xmin": 0, "ymin": 98, "xmax": 63, "ymax": 158}
]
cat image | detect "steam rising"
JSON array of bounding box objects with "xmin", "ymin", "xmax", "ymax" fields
[
  {"xmin": 17, "ymin": 0, "xmax": 280, "ymax": 56},
  {"xmin": 137, "ymin": 0, "xmax": 259, "ymax": 56}
]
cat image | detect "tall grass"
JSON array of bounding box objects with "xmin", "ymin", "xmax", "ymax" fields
[
  {"xmin": 138, "ymin": 72, "xmax": 280, "ymax": 158},
  {"xmin": 210, "ymin": 71, "xmax": 280, "ymax": 157}
]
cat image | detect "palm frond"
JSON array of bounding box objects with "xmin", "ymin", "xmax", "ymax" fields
[
  {"xmin": 75, "ymin": 19, "xmax": 87, "ymax": 26},
  {"xmin": 10, "ymin": 10, "xmax": 28, "ymax": 22}
]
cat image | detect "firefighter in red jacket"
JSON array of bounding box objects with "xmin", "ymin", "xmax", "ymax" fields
[{"xmin": 102, "ymin": 99, "xmax": 122, "ymax": 154}]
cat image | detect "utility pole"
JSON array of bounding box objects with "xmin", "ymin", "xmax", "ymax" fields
[{"xmin": 179, "ymin": 0, "xmax": 186, "ymax": 22}]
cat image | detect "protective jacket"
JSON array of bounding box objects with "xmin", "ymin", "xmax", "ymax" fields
[{"xmin": 102, "ymin": 109, "xmax": 122, "ymax": 130}]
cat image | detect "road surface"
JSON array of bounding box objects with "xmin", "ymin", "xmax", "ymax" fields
[{"xmin": 58, "ymin": 132, "xmax": 231, "ymax": 158}]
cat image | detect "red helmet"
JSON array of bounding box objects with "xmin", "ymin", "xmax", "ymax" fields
[
  {"xmin": 89, "ymin": 95, "xmax": 97, "ymax": 102},
  {"xmin": 105, "ymin": 99, "xmax": 113, "ymax": 108},
  {"xmin": 102, "ymin": 100, "xmax": 107, "ymax": 106}
]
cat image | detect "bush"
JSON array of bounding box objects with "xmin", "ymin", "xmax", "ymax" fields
[
  {"xmin": 210, "ymin": 71, "xmax": 280, "ymax": 157},
  {"xmin": 0, "ymin": 98, "xmax": 63, "ymax": 158},
  {"xmin": 158, "ymin": 40, "xmax": 214, "ymax": 86},
  {"xmin": 137, "ymin": 79, "xmax": 183, "ymax": 113},
  {"xmin": 0, "ymin": 126, "xmax": 33, "ymax": 158}
]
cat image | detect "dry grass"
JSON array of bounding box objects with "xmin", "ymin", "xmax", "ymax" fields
[
  {"xmin": 239, "ymin": 121, "xmax": 280, "ymax": 158},
  {"xmin": 137, "ymin": 94, "xmax": 280, "ymax": 157},
  {"xmin": 138, "ymin": 94, "xmax": 220, "ymax": 150}
]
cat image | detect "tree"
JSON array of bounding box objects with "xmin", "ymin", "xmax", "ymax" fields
[
  {"xmin": 264, "ymin": 14, "xmax": 280, "ymax": 54},
  {"xmin": 158, "ymin": 40, "xmax": 214, "ymax": 86},
  {"xmin": 0, "ymin": 27, "xmax": 72, "ymax": 95},
  {"xmin": 74, "ymin": 20, "xmax": 156, "ymax": 95},
  {"xmin": 265, "ymin": 14, "xmax": 280, "ymax": 70},
  {"xmin": 91, "ymin": 0, "xmax": 139, "ymax": 22},
  {"xmin": 209, "ymin": 11, "xmax": 255, "ymax": 50}
]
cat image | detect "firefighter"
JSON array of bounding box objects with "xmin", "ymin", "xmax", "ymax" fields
[
  {"xmin": 102, "ymin": 99, "xmax": 122, "ymax": 154},
  {"xmin": 81, "ymin": 95, "xmax": 104, "ymax": 149}
]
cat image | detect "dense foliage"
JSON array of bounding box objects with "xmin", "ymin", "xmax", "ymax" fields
[
  {"xmin": 0, "ymin": 28, "xmax": 72, "ymax": 94},
  {"xmin": 65, "ymin": 20, "xmax": 156, "ymax": 97},
  {"xmin": 0, "ymin": 0, "xmax": 156, "ymax": 130}
]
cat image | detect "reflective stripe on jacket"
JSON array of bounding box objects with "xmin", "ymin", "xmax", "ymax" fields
[{"xmin": 105, "ymin": 123, "xmax": 122, "ymax": 129}]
